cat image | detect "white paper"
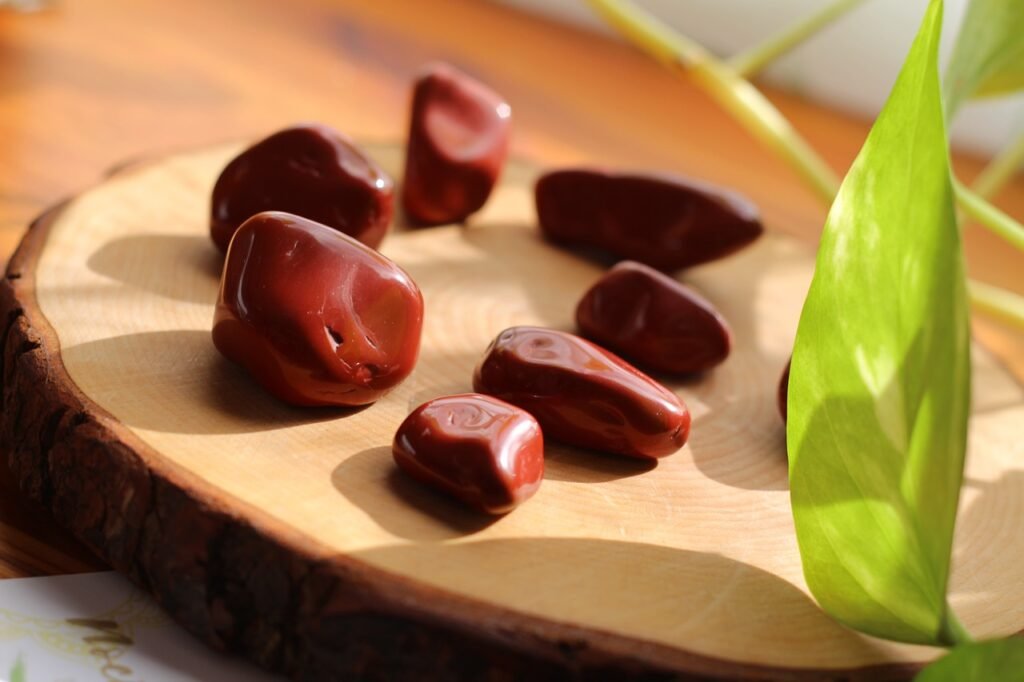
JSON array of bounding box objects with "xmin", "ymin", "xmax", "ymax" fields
[{"xmin": 0, "ymin": 571, "xmax": 280, "ymax": 682}]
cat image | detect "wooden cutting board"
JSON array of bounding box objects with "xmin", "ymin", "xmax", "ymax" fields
[{"xmin": 2, "ymin": 141, "xmax": 1022, "ymax": 680}]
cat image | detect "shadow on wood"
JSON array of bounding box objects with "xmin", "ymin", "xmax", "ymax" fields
[
  {"xmin": 331, "ymin": 445, "xmax": 500, "ymax": 542},
  {"xmin": 87, "ymin": 234, "xmax": 222, "ymax": 305},
  {"xmin": 351, "ymin": 537, "xmax": 895, "ymax": 666},
  {"xmin": 60, "ymin": 330, "xmax": 360, "ymax": 435}
]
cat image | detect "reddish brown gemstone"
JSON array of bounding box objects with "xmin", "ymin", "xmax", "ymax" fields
[
  {"xmin": 401, "ymin": 63, "xmax": 511, "ymax": 226},
  {"xmin": 212, "ymin": 211, "xmax": 423, "ymax": 407},
  {"xmin": 535, "ymin": 169, "xmax": 762, "ymax": 271},
  {"xmin": 393, "ymin": 393, "xmax": 544, "ymax": 514},
  {"xmin": 576, "ymin": 261, "xmax": 731, "ymax": 374},
  {"xmin": 473, "ymin": 326, "xmax": 689, "ymax": 460},
  {"xmin": 778, "ymin": 359, "xmax": 791, "ymax": 423},
  {"xmin": 210, "ymin": 124, "xmax": 393, "ymax": 252}
]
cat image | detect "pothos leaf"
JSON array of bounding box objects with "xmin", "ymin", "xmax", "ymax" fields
[
  {"xmin": 9, "ymin": 655, "xmax": 26, "ymax": 682},
  {"xmin": 944, "ymin": 0, "xmax": 1024, "ymax": 114},
  {"xmin": 788, "ymin": 0, "xmax": 971, "ymax": 646},
  {"xmin": 915, "ymin": 638, "xmax": 1024, "ymax": 681}
]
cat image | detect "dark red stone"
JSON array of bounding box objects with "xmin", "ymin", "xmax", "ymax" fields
[
  {"xmin": 210, "ymin": 124, "xmax": 393, "ymax": 252},
  {"xmin": 535, "ymin": 169, "xmax": 762, "ymax": 271},
  {"xmin": 393, "ymin": 393, "xmax": 544, "ymax": 514},
  {"xmin": 778, "ymin": 359, "xmax": 790, "ymax": 423},
  {"xmin": 212, "ymin": 211, "xmax": 423, "ymax": 407},
  {"xmin": 401, "ymin": 63, "xmax": 511, "ymax": 226},
  {"xmin": 473, "ymin": 326, "xmax": 689, "ymax": 460},
  {"xmin": 576, "ymin": 260, "xmax": 731, "ymax": 374}
]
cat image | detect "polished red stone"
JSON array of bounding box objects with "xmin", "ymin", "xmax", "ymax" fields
[
  {"xmin": 212, "ymin": 211, "xmax": 423, "ymax": 407},
  {"xmin": 210, "ymin": 124, "xmax": 393, "ymax": 252},
  {"xmin": 576, "ymin": 260, "xmax": 731, "ymax": 374},
  {"xmin": 535, "ymin": 169, "xmax": 762, "ymax": 271},
  {"xmin": 401, "ymin": 63, "xmax": 511, "ymax": 226},
  {"xmin": 393, "ymin": 393, "xmax": 544, "ymax": 514},
  {"xmin": 473, "ymin": 326, "xmax": 690, "ymax": 460},
  {"xmin": 778, "ymin": 359, "xmax": 791, "ymax": 423}
]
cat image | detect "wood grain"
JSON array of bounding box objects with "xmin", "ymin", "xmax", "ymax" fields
[{"xmin": 2, "ymin": 140, "xmax": 1021, "ymax": 679}]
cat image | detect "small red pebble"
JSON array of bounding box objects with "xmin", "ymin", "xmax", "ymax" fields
[
  {"xmin": 473, "ymin": 327, "xmax": 690, "ymax": 460},
  {"xmin": 535, "ymin": 169, "xmax": 762, "ymax": 271},
  {"xmin": 576, "ymin": 260, "xmax": 732, "ymax": 374},
  {"xmin": 210, "ymin": 124, "xmax": 393, "ymax": 252},
  {"xmin": 212, "ymin": 211, "xmax": 423, "ymax": 407},
  {"xmin": 401, "ymin": 63, "xmax": 511, "ymax": 225},
  {"xmin": 393, "ymin": 394, "xmax": 544, "ymax": 514}
]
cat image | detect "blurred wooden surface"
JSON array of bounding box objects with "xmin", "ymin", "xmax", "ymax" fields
[{"xmin": 1, "ymin": 0, "xmax": 1021, "ymax": 580}]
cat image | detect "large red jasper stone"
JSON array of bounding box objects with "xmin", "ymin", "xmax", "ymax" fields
[
  {"xmin": 210, "ymin": 124, "xmax": 393, "ymax": 252},
  {"xmin": 576, "ymin": 260, "xmax": 732, "ymax": 374},
  {"xmin": 393, "ymin": 394, "xmax": 544, "ymax": 514},
  {"xmin": 402, "ymin": 63, "xmax": 511, "ymax": 225},
  {"xmin": 535, "ymin": 169, "xmax": 762, "ymax": 271},
  {"xmin": 212, "ymin": 211, "xmax": 423, "ymax": 407},
  {"xmin": 473, "ymin": 326, "xmax": 690, "ymax": 460}
]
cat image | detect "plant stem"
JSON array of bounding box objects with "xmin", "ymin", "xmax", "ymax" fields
[
  {"xmin": 587, "ymin": 0, "xmax": 708, "ymax": 68},
  {"xmin": 586, "ymin": 0, "xmax": 840, "ymax": 203},
  {"xmin": 937, "ymin": 607, "xmax": 974, "ymax": 647},
  {"xmin": 955, "ymin": 181, "xmax": 1024, "ymax": 251},
  {"xmin": 970, "ymin": 281, "xmax": 1024, "ymax": 329},
  {"xmin": 586, "ymin": 0, "xmax": 1024, "ymax": 330},
  {"xmin": 688, "ymin": 63, "xmax": 841, "ymax": 203},
  {"xmin": 729, "ymin": 0, "xmax": 870, "ymax": 78},
  {"xmin": 972, "ymin": 131, "xmax": 1024, "ymax": 200}
]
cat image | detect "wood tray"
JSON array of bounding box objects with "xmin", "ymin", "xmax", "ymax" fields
[{"xmin": 2, "ymin": 142, "xmax": 1022, "ymax": 680}]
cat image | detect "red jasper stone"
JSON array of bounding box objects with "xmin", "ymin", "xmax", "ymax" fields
[
  {"xmin": 393, "ymin": 394, "xmax": 544, "ymax": 514},
  {"xmin": 576, "ymin": 261, "xmax": 732, "ymax": 374},
  {"xmin": 210, "ymin": 124, "xmax": 393, "ymax": 252},
  {"xmin": 778, "ymin": 359, "xmax": 791, "ymax": 423},
  {"xmin": 473, "ymin": 326, "xmax": 689, "ymax": 460},
  {"xmin": 535, "ymin": 169, "xmax": 762, "ymax": 271},
  {"xmin": 212, "ymin": 211, "xmax": 423, "ymax": 407},
  {"xmin": 402, "ymin": 63, "xmax": 511, "ymax": 226}
]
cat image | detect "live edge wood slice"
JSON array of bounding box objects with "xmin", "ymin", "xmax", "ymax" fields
[{"xmin": 2, "ymin": 141, "xmax": 1023, "ymax": 682}]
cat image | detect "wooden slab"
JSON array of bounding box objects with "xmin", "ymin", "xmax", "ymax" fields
[{"xmin": 2, "ymin": 142, "xmax": 1022, "ymax": 680}]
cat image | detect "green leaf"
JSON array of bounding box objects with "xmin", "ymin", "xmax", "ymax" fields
[
  {"xmin": 944, "ymin": 0, "xmax": 1024, "ymax": 114},
  {"xmin": 787, "ymin": 0, "xmax": 971, "ymax": 646},
  {"xmin": 9, "ymin": 654, "xmax": 26, "ymax": 682},
  {"xmin": 915, "ymin": 638, "xmax": 1024, "ymax": 681}
]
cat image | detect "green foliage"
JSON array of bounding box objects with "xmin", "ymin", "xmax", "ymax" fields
[
  {"xmin": 916, "ymin": 637, "xmax": 1024, "ymax": 681},
  {"xmin": 9, "ymin": 655, "xmax": 25, "ymax": 682},
  {"xmin": 787, "ymin": 0, "xmax": 972, "ymax": 645},
  {"xmin": 945, "ymin": 0, "xmax": 1024, "ymax": 113}
]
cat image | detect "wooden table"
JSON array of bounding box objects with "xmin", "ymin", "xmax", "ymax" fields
[{"xmin": 1, "ymin": 0, "xmax": 1021, "ymax": 583}]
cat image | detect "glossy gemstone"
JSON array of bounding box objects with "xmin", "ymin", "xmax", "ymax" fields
[
  {"xmin": 535, "ymin": 169, "xmax": 763, "ymax": 271},
  {"xmin": 576, "ymin": 260, "xmax": 732, "ymax": 374},
  {"xmin": 473, "ymin": 326, "xmax": 690, "ymax": 460},
  {"xmin": 393, "ymin": 394, "xmax": 544, "ymax": 514},
  {"xmin": 212, "ymin": 211, "xmax": 423, "ymax": 407},
  {"xmin": 210, "ymin": 124, "xmax": 393, "ymax": 252},
  {"xmin": 402, "ymin": 63, "xmax": 511, "ymax": 225}
]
